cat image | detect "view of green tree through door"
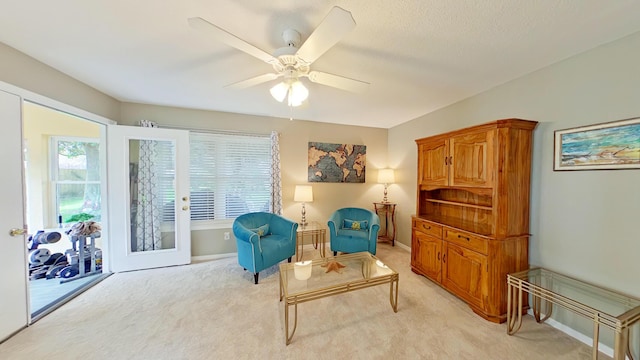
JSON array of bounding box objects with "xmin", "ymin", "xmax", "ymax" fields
[{"xmin": 52, "ymin": 138, "xmax": 101, "ymax": 224}]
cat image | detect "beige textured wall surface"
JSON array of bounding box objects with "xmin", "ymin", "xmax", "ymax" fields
[
  {"xmin": 120, "ymin": 103, "xmax": 389, "ymax": 256},
  {"xmin": 0, "ymin": 43, "xmax": 120, "ymax": 121},
  {"xmin": 388, "ymin": 30, "xmax": 640, "ymax": 345}
]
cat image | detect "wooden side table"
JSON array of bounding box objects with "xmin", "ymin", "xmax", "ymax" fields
[
  {"xmin": 373, "ymin": 202, "xmax": 396, "ymax": 246},
  {"xmin": 295, "ymin": 221, "xmax": 326, "ymax": 261}
]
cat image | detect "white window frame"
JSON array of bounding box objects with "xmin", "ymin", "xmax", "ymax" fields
[{"xmin": 49, "ymin": 136, "xmax": 101, "ymax": 227}]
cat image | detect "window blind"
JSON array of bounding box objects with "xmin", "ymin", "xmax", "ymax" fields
[{"xmin": 185, "ymin": 131, "xmax": 271, "ymax": 222}]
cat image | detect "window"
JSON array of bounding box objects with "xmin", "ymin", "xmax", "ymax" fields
[
  {"xmin": 159, "ymin": 131, "xmax": 271, "ymax": 226},
  {"xmin": 51, "ymin": 137, "xmax": 101, "ymax": 225}
]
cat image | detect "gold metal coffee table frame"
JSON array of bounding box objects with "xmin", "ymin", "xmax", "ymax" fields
[
  {"xmin": 279, "ymin": 252, "xmax": 399, "ymax": 345},
  {"xmin": 507, "ymin": 268, "xmax": 640, "ymax": 360}
]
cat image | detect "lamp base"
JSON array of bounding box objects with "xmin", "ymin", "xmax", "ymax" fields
[
  {"xmin": 382, "ymin": 184, "xmax": 389, "ymax": 203},
  {"xmin": 300, "ymin": 203, "xmax": 307, "ymax": 227}
]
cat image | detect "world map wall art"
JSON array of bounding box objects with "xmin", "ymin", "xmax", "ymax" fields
[
  {"xmin": 308, "ymin": 142, "xmax": 366, "ymax": 183},
  {"xmin": 554, "ymin": 116, "xmax": 640, "ymax": 171}
]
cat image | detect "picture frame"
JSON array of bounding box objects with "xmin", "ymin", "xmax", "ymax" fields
[
  {"xmin": 308, "ymin": 142, "xmax": 366, "ymax": 183},
  {"xmin": 553, "ymin": 117, "xmax": 640, "ymax": 171}
]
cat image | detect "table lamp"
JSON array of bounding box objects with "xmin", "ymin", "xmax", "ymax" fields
[
  {"xmin": 377, "ymin": 168, "xmax": 395, "ymax": 203},
  {"xmin": 294, "ymin": 185, "xmax": 313, "ymax": 226}
]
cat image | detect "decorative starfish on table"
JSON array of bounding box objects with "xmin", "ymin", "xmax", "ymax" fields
[{"xmin": 321, "ymin": 261, "xmax": 346, "ymax": 274}]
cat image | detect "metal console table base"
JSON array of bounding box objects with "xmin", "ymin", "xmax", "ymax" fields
[{"xmin": 507, "ymin": 268, "xmax": 640, "ymax": 360}]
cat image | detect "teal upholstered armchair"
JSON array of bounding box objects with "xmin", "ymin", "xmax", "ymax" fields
[
  {"xmin": 232, "ymin": 212, "xmax": 298, "ymax": 284},
  {"xmin": 328, "ymin": 207, "xmax": 380, "ymax": 256}
]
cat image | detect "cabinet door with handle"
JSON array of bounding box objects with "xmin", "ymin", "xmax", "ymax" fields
[
  {"xmin": 442, "ymin": 242, "xmax": 488, "ymax": 309},
  {"xmin": 448, "ymin": 130, "xmax": 494, "ymax": 188},
  {"xmin": 411, "ymin": 231, "xmax": 442, "ymax": 282},
  {"xmin": 418, "ymin": 139, "xmax": 448, "ymax": 186}
]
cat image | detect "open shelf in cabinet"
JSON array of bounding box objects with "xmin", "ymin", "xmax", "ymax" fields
[
  {"xmin": 425, "ymin": 198, "xmax": 492, "ymax": 211},
  {"xmin": 418, "ymin": 188, "xmax": 494, "ymax": 236}
]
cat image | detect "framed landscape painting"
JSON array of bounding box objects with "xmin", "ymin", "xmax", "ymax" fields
[{"xmin": 554, "ymin": 117, "xmax": 640, "ymax": 171}]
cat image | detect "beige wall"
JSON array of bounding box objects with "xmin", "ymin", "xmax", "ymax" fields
[
  {"xmin": 389, "ymin": 31, "xmax": 640, "ymax": 347},
  {"xmin": 0, "ymin": 42, "xmax": 120, "ymax": 121},
  {"xmin": 119, "ymin": 103, "xmax": 389, "ymax": 256}
]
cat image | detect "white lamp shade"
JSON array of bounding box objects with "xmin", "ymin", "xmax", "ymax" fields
[
  {"xmin": 378, "ymin": 168, "xmax": 395, "ymax": 184},
  {"xmin": 294, "ymin": 185, "xmax": 313, "ymax": 202},
  {"xmin": 270, "ymin": 82, "xmax": 288, "ymax": 102},
  {"xmin": 288, "ymin": 80, "xmax": 308, "ymax": 106}
]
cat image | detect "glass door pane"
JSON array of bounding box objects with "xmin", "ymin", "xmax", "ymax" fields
[{"xmin": 128, "ymin": 138, "xmax": 176, "ymax": 253}]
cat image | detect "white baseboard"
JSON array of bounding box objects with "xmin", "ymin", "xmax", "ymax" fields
[
  {"xmin": 393, "ymin": 241, "xmax": 411, "ymax": 252},
  {"xmin": 191, "ymin": 253, "xmax": 236, "ymax": 262},
  {"xmin": 527, "ymin": 309, "xmax": 618, "ymax": 359}
]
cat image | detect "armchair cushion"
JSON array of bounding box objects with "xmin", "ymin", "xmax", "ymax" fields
[
  {"xmin": 249, "ymin": 223, "xmax": 270, "ymax": 237},
  {"xmin": 342, "ymin": 218, "xmax": 369, "ymax": 230}
]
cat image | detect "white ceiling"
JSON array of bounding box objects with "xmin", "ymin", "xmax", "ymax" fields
[{"xmin": 2, "ymin": 1, "xmax": 640, "ymax": 129}]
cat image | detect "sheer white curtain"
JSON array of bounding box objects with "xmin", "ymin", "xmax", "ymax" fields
[
  {"xmin": 135, "ymin": 119, "xmax": 162, "ymax": 251},
  {"xmin": 270, "ymin": 131, "xmax": 282, "ymax": 215}
]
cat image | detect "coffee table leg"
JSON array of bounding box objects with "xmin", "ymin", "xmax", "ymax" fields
[
  {"xmin": 389, "ymin": 276, "xmax": 399, "ymax": 312},
  {"xmin": 285, "ymin": 302, "xmax": 298, "ymax": 345}
]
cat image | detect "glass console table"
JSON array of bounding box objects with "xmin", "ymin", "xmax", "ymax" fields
[{"xmin": 507, "ymin": 268, "xmax": 640, "ymax": 360}]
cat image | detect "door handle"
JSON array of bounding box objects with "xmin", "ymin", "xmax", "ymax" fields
[
  {"xmin": 9, "ymin": 228, "xmax": 27, "ymax": 237},
  {"xmin": 437, "ymin": 252, "xmax": 440, "ymax": 261}
]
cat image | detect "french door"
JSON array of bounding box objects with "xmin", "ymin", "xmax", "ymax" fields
[
  {"xmin": 0, "ymin": 89, "xmax": 28, "ymax": 341},
  {"xmin": 107, "ymin": 125, "xmax": 191, "ymax": 272}
]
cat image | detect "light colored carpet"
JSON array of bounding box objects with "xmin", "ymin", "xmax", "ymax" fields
[{"xmin": 0, "ymin": 244, "xmax": 598, "ymax": 360}]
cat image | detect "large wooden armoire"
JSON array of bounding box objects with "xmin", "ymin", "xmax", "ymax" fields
[{"xmin": 411, "ymin": 118, "xmax": 537, "ymax": 323}]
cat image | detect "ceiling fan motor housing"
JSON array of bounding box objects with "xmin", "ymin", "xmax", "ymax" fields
[{"xmin": 272, "ymin": 30, "xmax": 310, "ymax": 76}]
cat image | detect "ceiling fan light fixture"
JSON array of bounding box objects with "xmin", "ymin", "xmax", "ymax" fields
[
  {"xmin": 270, "ymin": 82, "xmax": 289, "ymax": 102},
  {"xmin": 288, "ymin": 80, "xmax": 308, "ymax": 106},
  {"xmin": 270, "ymin": 79, "xmax": 308, "ymax": 107}
]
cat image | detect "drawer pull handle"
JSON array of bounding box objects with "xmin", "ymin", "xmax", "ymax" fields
[
  {"xmin": 437, "ymin": 252, "xmax": 440, "ymax": 261},
  {"xmin": 423, "ymin": 225, "xmax": 431, "ymax": 230},
  {"xmin": 443, "ymin": 253, "xmax": 446, "ymax": 263},
  {"xmin": 458, "ymin": 234, "xmax": 470, "ymax": 241}
]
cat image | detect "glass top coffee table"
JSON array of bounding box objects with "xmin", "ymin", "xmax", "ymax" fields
[{"xmin": 279, "ymin": 251, "xmax": 399, "ymax": 345}]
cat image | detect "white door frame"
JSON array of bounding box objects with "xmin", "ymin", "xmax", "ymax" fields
[{"xmin": 0, "ymin": 81, "xmax": 115, "ymax": 336}]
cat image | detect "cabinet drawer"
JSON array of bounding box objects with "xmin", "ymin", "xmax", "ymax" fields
[
  {"xmin": 444, "ymin": 228, "xmax": 488, "ymax": 255},
  {"xmin": 412, "ymin": 218, "xmax": 443, "ymax": 238}
]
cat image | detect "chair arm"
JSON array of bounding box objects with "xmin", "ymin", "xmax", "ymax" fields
[
  {"xmin": 368, "ymin": 223, "xmax": 381, "ymax": 242},
  {"xmin": 232, "ymin": 221, "xmax": 259, "ymax": 245},
  {"xmin": 269, "ymin": 214, "xmax": 298, "ymax": 241},
  {"xmin": 328, "ymin": 212, "xmax": 342, "ymax": 236}
]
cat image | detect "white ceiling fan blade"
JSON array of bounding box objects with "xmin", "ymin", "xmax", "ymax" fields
[
  {"xmin": 296, "ymin": 6, "xmax": 356, "ymax": 65},
  {"xmin": 225, "ymin": 73, "xmax": 281, "ymax": 89},
  {"xmin": 308, "ymin": 71, "xmax": 369, "ymax": 93},
  {"xmin": 188, "ymin": 17, "xmax": 277, "ymax": 65}
]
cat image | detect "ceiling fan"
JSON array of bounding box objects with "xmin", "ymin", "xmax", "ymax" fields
[{"xmin": 187, "ymin": 6, "xmax": 369, "ymax": 106}]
